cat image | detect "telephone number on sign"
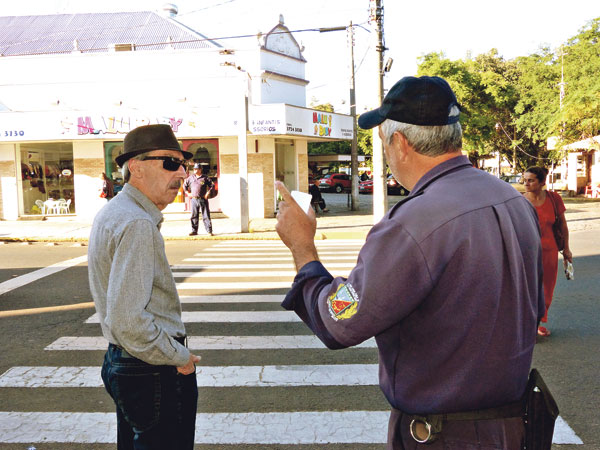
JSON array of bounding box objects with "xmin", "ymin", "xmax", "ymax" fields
[{"xmin": 3, "ymin": 130, "xmax": 25, "ymax": 137}]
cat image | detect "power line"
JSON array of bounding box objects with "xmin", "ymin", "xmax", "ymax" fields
[{"xmin": 496, "ymin": 122, "xmax": 553, "ymax": 160}]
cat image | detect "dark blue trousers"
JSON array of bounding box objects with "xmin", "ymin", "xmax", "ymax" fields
[
  {"xmin": 101, "ymin": 344, "xmax": 198, "ymax": 450},
  {"xmin": 191, "ymin": 197, "xmax": 212, "ymax": 234}
]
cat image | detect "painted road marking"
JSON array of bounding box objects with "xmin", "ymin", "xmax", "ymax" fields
[
  {"xmin": 0, "ymin": 364, "xmax": 378, "ymax": 388},
  {"xmin": 183, "ymin": 256, "xmax": 358, "ymax": 262},
  {"xmin": 213, "ymin": 240, "xmax": 365, "ymax": 245},
  {"xmin": 171, "ymin": 262, "xmax": 356, "ymax": 269},
  {"xmin": 86, "ymin": 311, "xmax": 302, "ymax": 323},
  {"xmin": 45, "ymin": 335, "xmax": 377, "ymax": 351},
  {"xmin": 172, "ymin": 270, "xmax": 348, "ymax": 278},
  {"xmin": 193, "ymin": 251, "xmax": 359, "ymax": 256},
  {"xmin": 0, "ymin": 411, "xmax": 581, "ymax": 444},
  {"xmin": 178, "ymin": 294, "xmax": 285, "ymax": 303},
  {"xmin": 176, "ymin": 281, "xmax": 293, "ymax": 289},
  {"xmin": 0, "ymin": 255, "xmax": 88, "ymax": 296}
]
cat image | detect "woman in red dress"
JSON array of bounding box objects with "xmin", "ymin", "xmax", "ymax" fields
[{"xmin": 523, "ymin": 167, "xmax": 573, "ymax": 337}]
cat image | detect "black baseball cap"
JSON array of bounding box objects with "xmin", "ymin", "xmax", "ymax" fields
[{"xmin": 358, "ymin": 76, "xmax": 461, "ymax": 129}]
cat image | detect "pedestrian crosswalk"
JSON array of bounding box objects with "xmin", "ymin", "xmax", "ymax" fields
[{"xmin": 0, "ymin": 239, "xmax": 584, "ymax": 446}]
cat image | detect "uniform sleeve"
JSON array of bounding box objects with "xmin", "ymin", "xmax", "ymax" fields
[
  {"xmin": 105, "ymin": 219, "xmax": 190, "ymax": 366},
  {"xmin": 282, "ymin": 219, "xmax": 434, "ymax": 348}
]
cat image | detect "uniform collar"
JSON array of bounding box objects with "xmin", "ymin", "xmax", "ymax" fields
[
  {"xmin": 122, "ymin": 183, "xmax": 164, "ymax": 229},
  {"xmin": 387, "ymin": 155, "xmax": 472, "ymax": 216},
  {"xmin": 410, "ymin": 154, "xmax": 472, "ymax": 196}
]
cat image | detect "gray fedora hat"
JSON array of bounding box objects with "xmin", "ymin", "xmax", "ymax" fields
[{"xmin": 115, "ymin": 124, "xmax": 193, "ymax": 167}]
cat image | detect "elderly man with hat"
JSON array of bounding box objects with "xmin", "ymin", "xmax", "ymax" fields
[
  {"xmin": 183, "ymin": 162, "xmax": 214, "ymax": 236},
  {"xmin": 88, "ymin": 124, "xmax": 201, "ymax": 449},
  {"xmin": 274, "ymin": 76, "xmax": 544, "ymax": 447}
]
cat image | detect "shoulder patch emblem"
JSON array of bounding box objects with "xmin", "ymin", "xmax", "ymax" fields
[{"xmin": 327, "ymin": 283, "xmax": 360, "ymax": 321}]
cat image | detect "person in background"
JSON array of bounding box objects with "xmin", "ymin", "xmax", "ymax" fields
[
  {"xmin": 309, "ymin": 177, "xmax": 329, "ymax": 213},
  {"xmin": 88, "ymin": 124, "xmax": 201, "ymax": 449},
  {"xmin": 101, "ymin": 172, "xmax": 114, "ymax": 200},
  {"xmin": 184, "ymin": 163, "xmax": 214, "ymax": 236},
  {"xmin": 523, "ymin": 166, "xmax": 573, "ymax": 337},
  {"xmin": 274, "ymin": 76, "xmax": 544, "ymax": 448}
]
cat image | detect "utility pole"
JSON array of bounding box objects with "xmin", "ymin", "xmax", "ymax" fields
[
  {"xmin": 238, "ymin": 73, "xmax": 249, "ymax": 232},
  {"xmin": 349, "ymin": 22, "xmax": 359, "ymax": 211},
  {"xmin": 370, "ymin": 0, "xmax": 387, "ymax": 220}
]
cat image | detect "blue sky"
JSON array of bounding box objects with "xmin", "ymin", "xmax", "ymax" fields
[{"xmin": 4, "ymin": 0, "xmax": 600, "ymax": 112}]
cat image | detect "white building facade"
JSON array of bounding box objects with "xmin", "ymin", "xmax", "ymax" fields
[{"xmin": 0, "ymin": 11, "xmax": 352, "ymax": 220}]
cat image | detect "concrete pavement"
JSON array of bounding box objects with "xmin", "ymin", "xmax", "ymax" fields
[{"xmin": 1, "ymin": 194, "xmax": 599, "ymax": 242}]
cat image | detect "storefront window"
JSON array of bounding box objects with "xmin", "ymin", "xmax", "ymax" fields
[
  {"xmin": 19, "ymin": 143, "xmax": 74, "ymax": 215},
  {"xmin": 182, "ymin": 140, "xmax": 219, "ymax": 205}
]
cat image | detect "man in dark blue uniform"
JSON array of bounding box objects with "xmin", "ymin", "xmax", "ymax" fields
[
  {"xmin": 275, "ymin": 76, "xmax": 544, "ymax": 448},
  {"xmin": 184, "ymin": 163, "xmax": 214, "ymax": 236}
]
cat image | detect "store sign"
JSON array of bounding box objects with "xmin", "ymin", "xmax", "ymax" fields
[
  {"xmin": 0, "ymin": 109, "xmax": 238, "ymax": 141},
  {"xmin": 66, "ymin": 116, "xmax": 184, "ymax": 136},
  {"xmin": 249, "ymin": 105, "xmax": 353, "ymax": 140}
]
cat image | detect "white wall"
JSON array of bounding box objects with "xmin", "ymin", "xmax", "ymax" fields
[
  {"xmin": 73, "ymin": 141, "xmax": 106, "ymax": 221},
  {"xmin": 0, "ymin": 143, "xmax": 18, "ymax": 220}
]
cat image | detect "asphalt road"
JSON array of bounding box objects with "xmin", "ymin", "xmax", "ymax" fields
[{"xmin": 0, "ymin": 230, "xmax": 598, "ymax": 449}]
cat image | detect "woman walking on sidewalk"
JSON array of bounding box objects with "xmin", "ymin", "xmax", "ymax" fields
[{"xmin": 523, "ymin": 167, "xmax": 573, "ymax": 337}]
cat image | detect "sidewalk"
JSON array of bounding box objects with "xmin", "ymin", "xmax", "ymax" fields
[{"xmin": 1, "ymin": 195, "xmax": 599, "ymax": 243}]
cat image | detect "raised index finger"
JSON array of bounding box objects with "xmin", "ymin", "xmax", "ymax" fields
[{"xmin": 275, "ymin": 181, "xmax": 293, "ymax": 202}]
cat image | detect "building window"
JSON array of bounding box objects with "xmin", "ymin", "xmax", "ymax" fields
[{"xmin": 19, "ymin": 143, "xmax": 74, "ymax": 215}]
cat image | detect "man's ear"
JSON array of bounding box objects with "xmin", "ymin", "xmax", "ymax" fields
[
  {"xmin": 128, "ymin": 159, "xmax": 143, "ymax": 179},
  {"xmin": 392, "ymin": 131, "xmax": 410, "ymax": 163}
]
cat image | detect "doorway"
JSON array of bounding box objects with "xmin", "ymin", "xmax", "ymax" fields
[{"xmin": 275, "ymin": 140, "xmax": 297, "ymax": 191}]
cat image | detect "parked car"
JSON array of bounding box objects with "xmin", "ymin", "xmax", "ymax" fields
[
  {"xmin": 386, "ymin": 175, "xmax": 410, "ymax": 196},
  {"xmin": 319, "ymin": 173, "xmax": 352, "ymax": 193},
  {"xmin": 359, "ymin": 178, "xmax": 373, "ymax": 194},
  {"xmin": 358, "ymin": 175, "xmax": 410, "ymax": 196},
  {"xmin": 501, "ymin": 174, "xmax": 525, "ymax": 192}
]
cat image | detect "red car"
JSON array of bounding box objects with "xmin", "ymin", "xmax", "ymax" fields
[
  {"xmin": 319, "ymin": 173, "xmax": 352, "ymax": 193},
  {"xmin": 359, "ymin": 175, "xmax": 409, "ymax": 196}
]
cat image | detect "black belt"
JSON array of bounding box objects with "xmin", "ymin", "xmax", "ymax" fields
[
  {"xmin": 397, "ymin": 401, "xmax": 524, "ymax": 444},
  {"xmin": 111, "ymin": 335, "xmax": 188, "ymax": 358}
]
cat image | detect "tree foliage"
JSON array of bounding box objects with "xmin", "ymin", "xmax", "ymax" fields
[{"xmin": 413, "ymin": 18, "xmax": 600, "ymax": 171}]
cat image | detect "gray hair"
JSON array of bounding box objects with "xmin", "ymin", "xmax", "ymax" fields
[
  {"xmin": 122, "ymin": 154, "xmax": 147, "ymax": 183},
  {"xmin": 379, "ymin": 106, "xmax": 462, "ymax": 156}
]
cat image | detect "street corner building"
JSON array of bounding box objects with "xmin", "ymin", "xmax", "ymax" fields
[{"xmin": 0, "ymin": 7, "xmax": 353, "ymax": 221}]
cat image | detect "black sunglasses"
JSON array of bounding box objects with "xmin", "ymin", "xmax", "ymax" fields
[{"xmin": 141, "ymin": 156, "xmax": 186, "ymax": 171}]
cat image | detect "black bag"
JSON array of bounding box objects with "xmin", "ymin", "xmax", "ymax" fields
[
  {"xmin": 207, "ymin": 187, "xmax": 218, "ymax": 199},
  {"xmin": 547, "ymin": 192, "xmax": 565, "ymax": 251},
  {"xmin": 523, "ymin": 369, "xmax": 559, "ymax": 450}
]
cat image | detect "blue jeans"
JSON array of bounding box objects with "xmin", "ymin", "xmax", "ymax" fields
[
  {"xmin": 190, "ymin": 197, "xmax": 212, "ymax": 233},
  {"xmin": 101, "ymin": 344, "xmax": 198, "ymax": 450}
]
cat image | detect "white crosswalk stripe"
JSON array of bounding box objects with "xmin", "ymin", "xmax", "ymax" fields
[
  {"xmin": 183, "ymin": 256, "xmax": 358, "ymax": 262},
  {"xmin": 86, "ymin": 310, "xmax": 303, "ymax": 323},
  {"xmin": 45, "ymin": 335, "xmax": 378, "ymax": 350},
  {"xmin": 0, "ymin": 364, "xmax": 379, "ymax": 388},
  {"xmin": 0, "ymin": 239, "xmax": 583, "ymax": 446}
]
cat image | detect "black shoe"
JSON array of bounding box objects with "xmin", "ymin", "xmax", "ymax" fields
[
  {"xmin": 208, "ymin": 232, "xmax": 214, "ymax": 236},
  {"xmin": 189, "ymin": 231, "xmax": 197, "ymax": 236}
]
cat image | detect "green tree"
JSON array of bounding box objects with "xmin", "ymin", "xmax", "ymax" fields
[{"xmin": 558, "ymin": 18, "xmax": 600, "ymax": 142}]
